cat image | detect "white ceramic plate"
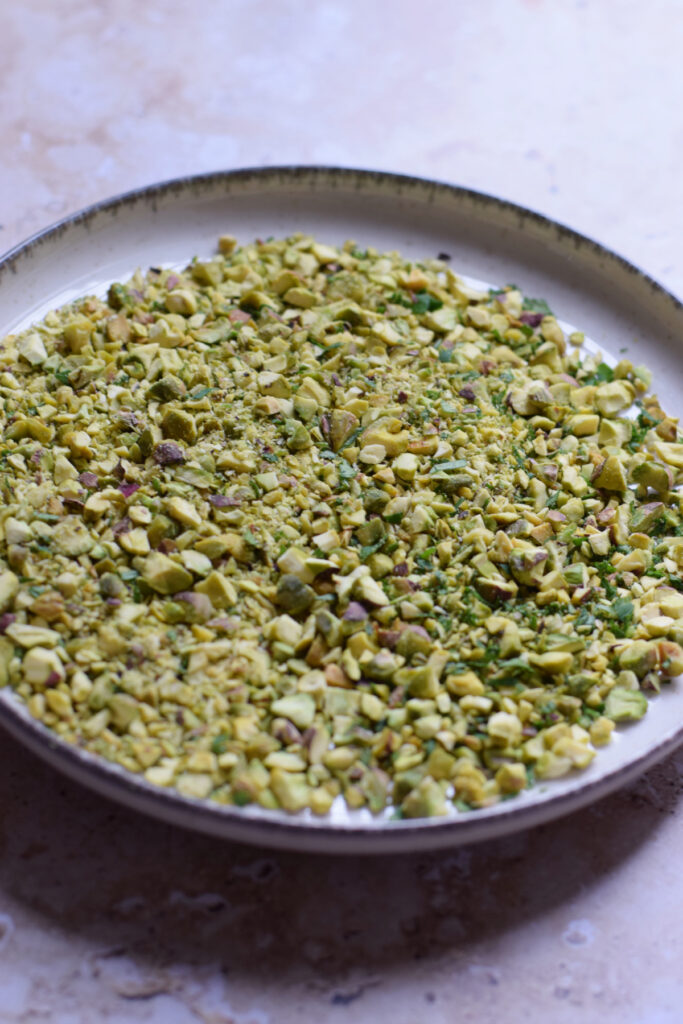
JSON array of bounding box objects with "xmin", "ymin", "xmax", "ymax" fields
[{"xmin": 1, "ymin": 167, "xmax": 682, "ymax": 854}]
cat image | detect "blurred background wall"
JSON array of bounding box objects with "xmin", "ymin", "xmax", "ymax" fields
[{"xmin": 2, "ymin": 0, "xmax": 681, "ymax": 297}]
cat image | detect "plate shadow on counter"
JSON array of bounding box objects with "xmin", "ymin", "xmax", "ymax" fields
[{"xmin": 0, "ymin": 725, "xmax": 681, "ymax": 984}]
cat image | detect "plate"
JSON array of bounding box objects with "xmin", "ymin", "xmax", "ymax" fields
[{"xmin": 1, "ymin": 166, "xmax": 682, "ymax": 854}]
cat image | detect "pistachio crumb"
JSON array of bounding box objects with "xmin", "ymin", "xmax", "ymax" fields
[{"xmin": 1, "ymin": 233, "xmax": 682, "ymax": 819}]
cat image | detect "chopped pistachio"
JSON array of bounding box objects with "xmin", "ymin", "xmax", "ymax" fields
[
  {"xmin": 487, "ymin": 711, "xmax": 523, "ymax": 746},
  {"xmin": 402, "ymin": 777, "xmax": 447, "ymax": 817},
  {"xmin": 148, "ymin": 376, "xmax": 187, "ymax": 402},
  {"xmin": 328, "ymin": 409, "xmax": 359, "ymax": 451},
  {"xmin": 22, "ymin": 647, "xmax": 65, "ymax": 686},
  {"xmin": 0, "ymin": 571, "xmax": 19, "ymax": 612},
  {"xmin": 284, "ymin": 286, "xmax": 317, "ymax": 309},
  {"xmin": 297, "ymin": 376, "xmax": 330, "ymax": 407},
  {"xmin": 257, "ymin": 371, "xmax": 291, "ymax": 398},
  {"xmin": 16, "ymin": 332, "xmax": 48, "ymax": 365},
  {"xmin": 270, "ymin": 769, "xmax": 311, "ymax": 811},
  {"xmin": 142, "ymin": 552, "xmax": 194, "ymax": 594},
  {"xmin": 166, "ymin": 289, "xmax": 198, "ymax": 315},
  {"xmin": 194, "ymin": 571, "xmax": 237, "ymax": 608},
  {"xmin": 589, "ymin": 716, "xmax": 615, "ymax": 746},
  {"xmin": 495, "ymin": 762, "xmax": 527, "ymax": 794},
  {"xmin": 161, "ymin": 408, "xmax": 197, "ymax": 444},
  {"xmin": 528, "ymin": 651, "xmax": 574, "ymax": 675},
  {"xmin": 6, "ymin": 623, "xmax": 61, "ymax": 648},
  {"xmin": 594, "ymin": 381, "xmax": 635, "ymax": 416},
  {"xmin": 270, "ymin": 693, "xmax": 316, "ymax": 729},
  {"xmin": 180, "ymin": 549, "xmax": 212, "ymax": 576},
  {"xmin": 393, "ymin": 452, "xmax": 419, "ymax": 481},
  {"xmin": 118, "ymin": 528, "xmax": 151, "ymax": 556},
  {"xmin": 45, "ymin": 689, "xmax": 73, "ymax": 719},
  {"xmin": 592, "ymin": 454, "xmax": 628, "ymax": 492},
  {"xmin": 605, "ymin": 687, "xmax": 648, "ymax": 721},
  {"xmin": 276, "ymin": 575, "xmax": 315, "ymax": 614},
  {"xmin": 166, "ymin": 496, "xmax": 202, "ymax": 529},
  {"xmin": 63, "ymin": 316, "xmax": 93, "ymax": 352},
  {"xmin": 277, "ymin": 547, "xmax": 314, "ymax": 582},
  {"xmin": 1, "ymin": 232, "xmax": 681, "ymax": 819},
  {"xmin": 566, "ymin": 413, "xmax": 599, "ymax": 436}
]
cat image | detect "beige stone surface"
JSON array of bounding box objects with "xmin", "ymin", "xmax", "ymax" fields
[
  {"xmin": 1, "ymin": 1, "xmax": 682, "ymax": 1021},
  {"xmin": 1, "ymin": 732, "xmax": 683, "ymax": 1023}
]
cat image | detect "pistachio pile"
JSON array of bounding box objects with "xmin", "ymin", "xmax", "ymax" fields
[{"xmin": 1, "ymin": 234, "xmax": 683, "ymax": 819}]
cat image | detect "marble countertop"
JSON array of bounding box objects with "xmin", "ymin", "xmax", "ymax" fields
[{"xmin": 1, "ymin": 1, "xmax": 682, "ymax": 1021}]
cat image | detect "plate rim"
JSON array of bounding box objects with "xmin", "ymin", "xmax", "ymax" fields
[
  {"xmin": 1, "ymin": 164, "xmax": 681, "ymax": 313},
  {"xmin": 1, "ymin": 163, "xmax": 682, "ymax": 853},
  {"xmin": 2, "ymin": 684, "xmax": 683, "ymax": 853}
]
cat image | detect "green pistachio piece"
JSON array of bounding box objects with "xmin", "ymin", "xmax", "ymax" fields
[
  {"xmin": 148, "ymin": 376, "xmax": 187, "ymax": 402},
  {"xmin": 363, "ymin": 488, "xmax": 390, "ymax": 513},
  {"xmin": 5, "ymin": 418, "xmax": 54, "ymax": 443},
  {"xmin": 632, "ymin": 462, "xmax": 673, "ymax": 495},
  {"xmin": 604, "ymin": 686, "xmax": 648, "ymax": 721},
  {"xmin": 509, "ymin": 549, "xmax": 548, "ymax": 586},
  {"xmin": 276, "ymin": 575, "xmax": 315, "ymax": 614},
  {"xmin": 0, "ymin": 571, "xmax": 19, "ymax": 612},
  {"xmin": 270, "ymin": 769, "xmax": 311, "ymax": 811},
  {"xmin": 474, "ymin": 578, "xmax": 519, "ymax": 603},
  {"xmin": 630, "ymin": 502, "xmax": 664, "ymax": 533},
  {"xmin": 166, "ymin": 289, "xmax": 198, "ymax": 316},
  {"xmin": 598, "ymin": 418, "xmax": 632, "ymax": 447},
  {"xmin": 328, "ymin": 409, "xmax": 359, "ymax": 451},
  {"xmin": 271, "ymin": 693, "xmax": 316, "ymax": 729},
  {"xmin": 108, "ymin": 694, "xmax": 140, "ymax": 731},
  {"xmin": 594, "ymin": 381, "xmax": 635, "ymax": 416},
  {"xmin": 192, "ymin": 260, "xmax": 223, "ymax": 286},
  {"xmin": 282, "ymin": 419, "xmax": 312, "ymax": 451},
  {"xmin": 161, "ymin": 408, "xmax": 197, "ymax": 444},
  {"xmin": 592, "ymin": 455, "xmax": 628, "ymax": 492},
  {"xmin": 142, "ymin": 553, "xmax": 194, "ymax": 595},
  {"xmin": 618, "ymin": 641, "xmax": 658, "ymax": 678},
  {"xmin": 402, "ymin": 777, "xmax": 447, "ymax": 817},
  {"xmin": 356, "ymin": 517, "xmax": 385, "ymax": 546}
]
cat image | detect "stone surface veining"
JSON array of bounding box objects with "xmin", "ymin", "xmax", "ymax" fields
[{"xmin": 0, "ymin": 1, "xmax": 682, "ymax": 1021}]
